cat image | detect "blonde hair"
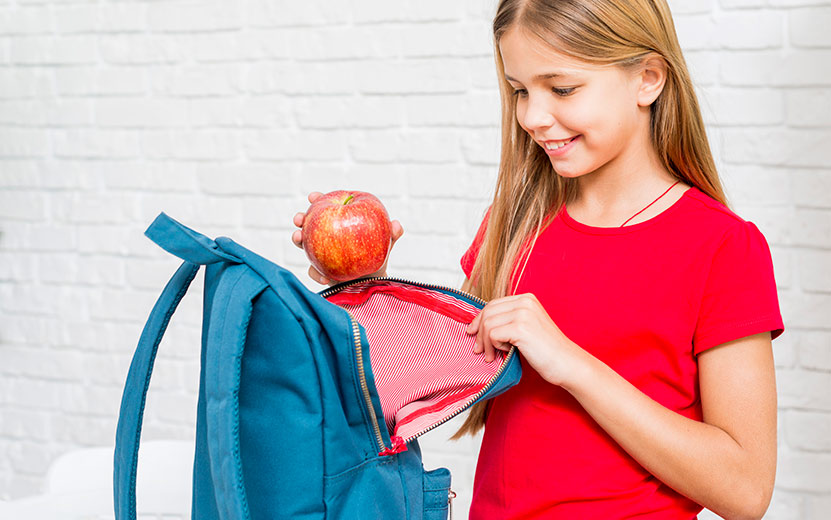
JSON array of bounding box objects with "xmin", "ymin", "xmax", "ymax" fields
[{"xmin": 453, "ymin": 0, "xmax": 727, "ymax": 439}]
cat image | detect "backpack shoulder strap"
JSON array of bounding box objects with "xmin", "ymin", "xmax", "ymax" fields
[
  {"xmin": 114, "ymin": 212, "xmax": 243, "ymax": 520},
  {"xmin": 203, "ymin": 264, "xmax": 268, "ymax": 520},
  {"xmin": 113, "ymin": 260, "xmax": 200, "ymax": 520}
]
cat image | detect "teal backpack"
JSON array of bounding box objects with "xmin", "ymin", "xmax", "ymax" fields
[{"xmin": 113, "ymin": 213, "xmax": 521, "ymax": 519}]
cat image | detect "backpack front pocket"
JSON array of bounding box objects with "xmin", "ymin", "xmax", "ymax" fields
[{"xmin": 423, "ymin": 467, "xmax": 453, "ymax": 520}]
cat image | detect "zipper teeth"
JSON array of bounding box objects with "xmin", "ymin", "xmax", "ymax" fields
[
  {"xmin": 324, "ymin": 276, "xmax": 513, "ymax": 446},
  {"xmin": 348, "ymin": 310, "xmax": 387, "ymax": 453},
  {"xmin": 320, "ymin": 276, "xmax": 488, "ymax": 307}
]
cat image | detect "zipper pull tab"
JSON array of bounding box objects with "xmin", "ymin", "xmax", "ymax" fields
[{"xmin": 378, "ymin": 435, "xmax": 408, "ymax": 456}]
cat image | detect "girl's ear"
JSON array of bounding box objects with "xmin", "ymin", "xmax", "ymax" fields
[{"xmin": 636, "ymin": 54, "xmax": 668, "ymax": 107}]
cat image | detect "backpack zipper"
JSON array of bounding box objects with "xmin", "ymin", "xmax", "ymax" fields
[
  {"xmin": 347, "ymin": 310, "xmax": 388, "ymax": 455},
  {"xmin": 324, "ymin": 277, "xmax": 516, "ymax": 454}
]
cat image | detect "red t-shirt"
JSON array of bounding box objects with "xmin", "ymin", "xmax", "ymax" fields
[{"xmin": 460, "ymin": 187, "xmax": 784, "ymax": 519}]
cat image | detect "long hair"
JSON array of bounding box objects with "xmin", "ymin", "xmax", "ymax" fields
[{"xmin": 452, "ymin": 0, "xmax": 727, "ymax": 439}]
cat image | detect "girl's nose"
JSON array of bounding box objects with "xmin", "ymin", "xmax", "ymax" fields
[{"xmin": 520, "ymin": 95, "xmax": 555, "ymax": 132}]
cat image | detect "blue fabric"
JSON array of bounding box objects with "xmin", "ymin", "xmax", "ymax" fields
[{"xmin": 113, "ymin": 213, "xmax": 522, "ymax": 520}]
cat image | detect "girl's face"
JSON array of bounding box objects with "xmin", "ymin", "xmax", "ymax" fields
[{"xmin": 499, "ymin": 27, "xmax": 655, "ymax": 180}]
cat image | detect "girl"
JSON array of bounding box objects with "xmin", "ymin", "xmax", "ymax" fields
[{"xmin": 293, "ymin": 0, "xmax": 784, "ymax": 518}]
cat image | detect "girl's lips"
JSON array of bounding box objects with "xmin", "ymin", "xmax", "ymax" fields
[{"xmin": 543, "ymin": 135, "xmax": 580, "ymax": 157}]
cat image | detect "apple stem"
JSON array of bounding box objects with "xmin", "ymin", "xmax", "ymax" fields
[{"xmin": 343, "ymin": 194, "xmax": 354, "ymax": 205}]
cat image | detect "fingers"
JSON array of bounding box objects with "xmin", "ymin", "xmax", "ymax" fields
[
  {"xmin": 390, "ymin": 220, "xmax": 404, "ymax": 245},
  {"xmin": 308, "ymin": 192, "xmax": 323, "ymax": 203},
  {"xmin": 467, "ymin": 306, "xmax": 514, "ymax": 363},
  {"xmin": 308, "ymin": 266, "xmax": 333, "ymax": 286}
]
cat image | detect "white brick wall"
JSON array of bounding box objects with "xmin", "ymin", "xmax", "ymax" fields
[{"xmin": 0, "ymin": 1, "xmax": 828, "ymax": 518}]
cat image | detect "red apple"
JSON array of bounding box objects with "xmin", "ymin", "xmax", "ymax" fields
[{"xmin": 302, "ymin": 190, "xmax": 393, "ymax": 282}]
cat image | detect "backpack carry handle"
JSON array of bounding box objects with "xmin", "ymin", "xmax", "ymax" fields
[
  {"xmin": 145, "ymin": 212, "xmax": 241, "ymax": 265},
  {"xmin": 113, "ymin": 260, "xmax": 200, "ymax": 520}
]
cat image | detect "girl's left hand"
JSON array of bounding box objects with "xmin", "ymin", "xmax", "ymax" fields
[{"xmin": 466, "ymin": 293, "xmax": 584, "ymax": 387}]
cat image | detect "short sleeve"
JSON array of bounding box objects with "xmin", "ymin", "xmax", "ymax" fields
[
  {"xmin": 461, "ymin": 207, "xmax": 491, "ymax": 280},
  {"xmin": 693, "ymin": 221, "xmax": 784, "ymax": 355}
]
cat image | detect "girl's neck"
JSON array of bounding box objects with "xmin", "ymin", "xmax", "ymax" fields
[{"xmin": 567, "ymin": 149, "xmax": 686, "ymax": 228}]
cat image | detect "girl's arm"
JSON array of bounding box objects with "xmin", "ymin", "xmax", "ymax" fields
[
  {"xmin": 468, "ymin": 294, "xmax": 777, "ymax": 520},
  {"xmin": 564, "ymin": 331, "xmax": 776, "ymax": 520}
]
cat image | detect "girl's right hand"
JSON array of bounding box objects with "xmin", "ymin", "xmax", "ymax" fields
[{"xmin": 291, "ymin": 191, "xmax": 405, "ymax": 286}]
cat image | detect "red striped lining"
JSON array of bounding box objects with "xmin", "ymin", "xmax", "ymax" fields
[{"xmin": 327, "ymin": 281, "xmax": 507, "ymax": 442}]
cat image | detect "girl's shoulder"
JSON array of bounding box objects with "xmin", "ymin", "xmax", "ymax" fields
[{"xmin": 680, "ymin": 187, "xmax": 765, "ymax": 243}]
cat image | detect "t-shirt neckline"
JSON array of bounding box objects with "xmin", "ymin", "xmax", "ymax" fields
[{"xmin": 560, "ymin": 186, "xmax": 696, "ymax": 235}]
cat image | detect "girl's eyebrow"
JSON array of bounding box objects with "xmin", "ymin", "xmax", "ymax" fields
[{"xmin": 504, "ymin": 71, "xmax": 576, "ymax": 82}]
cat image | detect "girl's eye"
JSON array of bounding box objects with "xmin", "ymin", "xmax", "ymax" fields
[
  {"xmin": 553, "ymin": 87, "xmax": 576, "ymax": 96},
  {"xmin": 511, "ymin": 88, "xmax": 527, "ymax": 98}
]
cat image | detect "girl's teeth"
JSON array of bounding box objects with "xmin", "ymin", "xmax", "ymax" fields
[{"xmin": 545, "ymin": 139, "xmax": 571, "ymax": 150}]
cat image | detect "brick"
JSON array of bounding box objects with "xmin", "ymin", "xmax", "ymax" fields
[
  {"xmin": 406, "ymin": 91, "xmax": 500, "ymax": 128},
  {"xmin": 718, "ymin": 0, "xmax": 766, "ymax": 7},
  {"xmin": 10, "ymin": 35, "xmax": 97, "ymax": 65},
  {"xmin": 798, "ymin": 331, "xmax": 831, "ymax": 371},
  {"xmin": 668, "ymin": 0, "xmax": 715, "ymax": 14},
  {"xmin": 356, "ymin": 59, "xmax": 469, "ymax": 94},
  {"xmin": 101, "ymin": 162, "xmax": 197, "ymax": 193},
  {"xmin": 53, "ymin": 129, "xmax": 140, "ymax": 159},
  {"xmin": 785, "ymin": 88, "xmax": 831, "ymax": 128},
  {"xmin": 246, "ymin": 0, "xmax": 350, "ymax": 27},
  {"xmin": 766, "ymin": 489, "xmax": 806, "ymax": 520},
  {"xmin": 36, "ymin": 253, "xmax": 80, "ymax": 285},
  {"xmin": 792, "ymin": 208, "xmax": 831, "ymax": 248},
  {"xmin": 55, "ymin": 67, "xmax": 147, "ymax": 97},
  {"xmin": 798, "ymin": 249, "xmax": 831, "ymax": 292},
  {"xmin": 0, "ymin": 409, "xmax": 52, "ymax": 441},
  {"xmin": 141, "ymin": 130, "xmax": 238, "ymax": 161},
  {"xmin": 402, "ymin": 199, "xmax": 468, "ymax": 236},
  {"xmin": 721, "ymin": 165, "xmax": 791, "ymax": 206},
  {"xmin": 792, "ymin": 169, "xmax": 831, "ymax": 208},
  {"xmin": 720, "ymin": 49, "xmax": 831, "ymax": 86},
  {"xmin": 777, "ymin": 450, "xmax": 831, "ymax": 492},
  {"xmin": 197, "ymin": 164, "xmax": 294, "ymax": 196},
  {"xmin": 779, "ymin": 368, "xmax": 831, "ymax": 411},
  {"xmin": 99, "ymin": 34, "xmax": 186, "ymax": 65},
  {"xmin": 240, "ymin": 196, "xmax": 295, "ymax": 230},
  {"xmin": 0, "ymin": 6, "xmax": 53, "ymax": 35},
  {"xmin": 300, "ymin": 163, "xmax": 407, "ymax": 198},
  {"xmin": 674, "ymin": 15, "xmax": 718, "ymax": 51},
  {"xmin": 146, "ymin": 1, "xmax": 242, "ymax": 32},
  {"xmin": 99, "ymin": 3, "xmax": 146, "ymax": 33},
  {"xmin": 95, "ymin": 98, "xmax": 189, "ymax": 128},
  {"xmin": 0, "ymin": 191, "xmax": 46, "ymax": 221},
  {"xmin": 77, "ymin": 255, "xmax": 127, "ymax": 288},
  {"xmin": 151, "ymin": 64, "xmax": 241, "ymax": 97},
  {"xmin": 806, "ymin": 495, "xmax": 831, "ymax": 519},
  {"xmin": 785, "ymin": 410, "xmax": 831, "ymax": 451},
  {"xmin": 54, "ymin": 5, "xmax": 100, "ymax": 34},
  {"xmin": 186, "ymin": 32, "xmax": 242, "ymax": 63},
  {"xmin": 294, "ymin": 94, "xmax": 404, "ymax": 130},
  {"xmin": 287, "ymin": 26, "xmax": 383, "ymax": 61},
  {"xmin": 770, "ymin": 0, "xmax": 831, "ymax": 6},
  {"xmin": 716, "ymin": 11, "xmax": 784, "ymax": 49},
  {"xmin": 400, "ymin": 22, "xmax": 492, "ymax": 58},
  {"xmin": 0, "ymin": 128, "xmax": 50, "ymax": 158},
  {"xmin": 461, "ymin": 128, "xmax": 500, "ymax": 166},
  {"xmin": 683, "ymin": 51, "xmax": 719, "ymax": 87},
  {"xmin": 778, "ymin": 291, "xmax": 830, "ymax": 329},
  {"xmin": 700, "ymin": 87, "xmax": 785, "ymax": 125},
  {"xmin": 237, "ymin": 29, "xmax": 291, "ymax": 60},
  {"xmin": 720, "ymin": 128, "xmax": 831, "ymax": 168},
  {"xmin": 244, "ymin": 62, "xmax": 357, "ymax": 95},
  {"xmin": 789, "ymin": 7, "xmax": 831, "ymax": 47},
  {"xmin": 243, "ymin": 129, "xmax": 347, "ymax": 161}
]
